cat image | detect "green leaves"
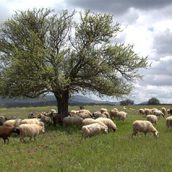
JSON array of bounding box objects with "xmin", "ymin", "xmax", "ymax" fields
[{"xmin": 0, "ymin": 9, "xmax": 148, "ymax": 100}]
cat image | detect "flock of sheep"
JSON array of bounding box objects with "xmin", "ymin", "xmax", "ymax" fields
[{"xmin": 0, "ymin": 106, "xmax": 171, "ymax": 143}]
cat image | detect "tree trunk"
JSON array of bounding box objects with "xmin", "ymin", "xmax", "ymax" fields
[{"xmin": 54, "ymin": 90, "xmax": 69, "ymax": 118}]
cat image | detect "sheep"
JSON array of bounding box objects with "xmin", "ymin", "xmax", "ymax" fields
[
  {"xmin": 69, "ymin": 110, "xmax": 80, "ymax": 116},
  {"xmin": 63, "ymin": 116, "xmax": 83, "ymax": 127},
  {"xmin": 20, "ymin": 118, "xmax": 42, "ymax": 125},
  {"xmin": 139, "ymin": 109, "xmax": 145, "ymax": 115},
  {"xmin": 167, "ymin": 109, "xmax": 172, "ymax": 115},
  {"xmin": 115, "ymin": 111, "xmax": 127, "ymax": 121},
  {"xmin": 95, "ymin": 117, "xmax": 117, "ymax": 132},
  {"xmin": 3, "ymin": 119, "xmax": 22, "ymax": 127},
  {"xmin": 82, "ymin": 118, "xmax": 97, "ymax": 126},
  {"xmin": 77, "ymin": 109, "xmax": 92, "ymax": 119},
  {"xmin": 40, "ymin": 114, "xmax": 53, "ymax": 124},
  {"xmin": 161, "ymin": 107, "xmax": 167, "ymax": 116},
  {"xmin": 153, "ymin": 110, "xmax": 164, "ymax": 118},
  {"xmin": 81, "ymin": 123, "xmax": 108, "ymax": 138},
  {"xmin": 109, "ymin": 109, "xmax": 118, "ymax": 118},
  {"xmin": 28, "ymin": 112, "xmax": 35, "ymax": 119},
  {"xmin": 102, "ymin": 111, "xmax": 110, "ymax": 118},
  {"xmin": 92, "ymin": 111, "xmax": 107, "ymax": 119},
  {"xmin": 146, "ymin": 115, "xmax": 158, "ymax": 125},
  {"xmin": 0, "ymin": 116, "xmax": 6, "ymax": 126},
  {"xmin": 18, "ymin": 123, "xmax": 45, "ymax": 142},
  {"xmin": 100, "ymin": 108, "xmax": 108, "ymax": 113},
  {"xmin": 166, "ymin": 116, "xmax": 172, "ymax": 129},
  {"xmin": 0, "ymin": 126, "xmax": 19, "ymax": 143},
  {"xmin": 82, "ymin": 118, "xmax": 107, "ymax": 128},
  {"xmin": 132, "ymin": 120, "xmax": 159, "ymax": 137},
  {"xmin": 144, "ymin": 108, "xmax": 152, "ymax": 116},
  {"xmin": 51, "ymin": 109, "xmax": 57, "ymax": 113}
]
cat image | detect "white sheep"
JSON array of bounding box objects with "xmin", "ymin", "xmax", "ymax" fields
[
  {"xmin": 139, "ymin": 109, "xmax": 145, "ymax": 115},
  {"xmin": 82, "ymin": 118, "xmax": 107, "ymax": 128},
  {"xmin": 78, "ymin": 109, "xmax": 92, "ymax": 119},
  {"xmin": 116, "ymin": 111, "xmax": 127, "ymax": 121},
  {"xmin": 102, "ymin": 111, "xmax": 110, "ymax": 118},
  {"xmin": 146, "ymin": 115, "xmax": 158, "ymax": 125},
  {"xmin": 132, "ymin": 120, "xmax": 159, "ymax": 137},
  {"xmin": 3, "ymin": 119, "xmax": 22, "ymax": 127},
  {"xmin": 166, "ymin": 116, "xmax": 172, "ymax": 128},
  {"xmin": 100, "ymin": 108, "xmax": 108, "ymax": 113},
  {"xmin": 81, "ymin": 123, "xmax": 108, "ymax": 138},
  {"xmin": 69, "ymin": 110, "xmax": 80, "ymax": 116},
  {"xmin": 18, "ymin": 123, "xmax": 45, "ymax": 142},
  {"xmin": 161, "ymin": 107, "xmax": 167, "ymax": 116},
  {"xmin": 109, "ymin": 108, "xmax": 118, "ymax": 118},
  {"xmin": 20, "ymin": 118, "xmax": 42, "ymax": 125},
  {"xmin": 95, "ymin": 117, "xmax": 117, "ymax": 132},
  {"xmin": 92, "ymin": 111, "xmax": 108, "ymax": 118},
  {"xmin": 63, "ymin": 116, "xmax": 83, "ymax": 127},
  {"xmin": 153, "ymin": 110, "xmax": 164, "ymax": 118}
]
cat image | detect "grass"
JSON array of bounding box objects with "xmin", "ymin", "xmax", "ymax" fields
[{"xmin": 0, "ymin": 105, "xmax": 172, "ymax": 172}]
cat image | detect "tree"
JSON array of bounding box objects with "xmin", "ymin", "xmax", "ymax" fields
[
  {"xmin": 147, "ymin": 97, "xmax": 160, "ymax": 105},
  {"xmin": 0, "ymin": 9, "xmax": 148, "ymax": 117},
  {"xmin": 120, "ymin": 99, "xmax": 134, "ymax": 106}
]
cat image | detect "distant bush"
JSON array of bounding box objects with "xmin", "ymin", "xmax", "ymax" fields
[{"xmin": 120, "ymin": 99, "xmax": 134, "ymax": 106}]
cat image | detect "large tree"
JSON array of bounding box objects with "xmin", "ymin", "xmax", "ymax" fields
[{"xmin": 0, "ymin": 9, "xmax": 148, "ymax": 117}]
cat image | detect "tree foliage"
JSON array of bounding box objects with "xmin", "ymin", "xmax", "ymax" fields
[
  {"xmin": 0, "ymin": 9, "xmax": 148, "ymax": 115},
  {"xmin": 120, "ymin": 99, "xmax": 134, "ymax": 106},
  {"xmin": 147, "ymin": 97, "xmax": 160, "ymax": 105}
]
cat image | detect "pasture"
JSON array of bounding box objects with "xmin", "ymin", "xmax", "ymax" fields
[{"xmin": 0, "ymin": 105, "xmax": 172, "ymax": 172}]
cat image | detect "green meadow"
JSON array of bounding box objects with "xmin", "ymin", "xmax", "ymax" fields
[{"xmin": 0, "ymin": 105, "xmax": 172, "ymax": 172}]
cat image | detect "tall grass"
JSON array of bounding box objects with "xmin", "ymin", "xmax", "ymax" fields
[{"xmin": 0, "ymin": 105, "xmax": 172, "ymax": 172}]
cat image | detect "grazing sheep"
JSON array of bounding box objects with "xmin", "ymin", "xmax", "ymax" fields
[
  {"xmin": 82, "ymin": 118, "xmax": 97, "ymax": 126},
  {"xmin": 102, "ymin": 111, "xmax": 110, "ymax": 118},
  {"xmin": 100, "ymin": 108, "xmax": 108, "ymax": 113},
  {"xmin": 40, "ymin": 115, "xmax": 53, "ymax": 124},
  {"xmin": 20, "ymin": 118, "xmax": 41, "ymax": 125},
  {"xmin": 166, "ymin": 116, "xmax": 172, "ymax": 128},
  {"xmin": 3, "ymin": 119, "xmax": 22, "ymax": 127},
  {"xmin": 28, "ymin": 112, "xmax": 35, "ymax": 119},
  {"xmin": 153, "ymin": 110, "xmax": 164, "ymax": 118},
  {"xmin": 139, "ymin": 109, "xmax": 145, "ymax": 115},
  {"xmin": 82, "ymin": 118, "xmax": 107, "ymax": 127},
  {"xmin": 115, "ymin": 111, "xmax": 127, "ymax": 121},
  {"xmin": 18, "ymin": 123, "xmax": 45, "ymax": 142},
  {"xmin": 82, "ymin": 123, "xmax": 108, "ymax": 138},
  {"xmin": 144, "ymin": 108, "xmax": 152, "ymax": 116},
  {"xmin": 51, "ymin": 109, "xmax": 57, "ymax": 113},
  {"xmin": 63, "ymin": 116, "xmax": 83, "ymax": 127},
  {"xmin": 161, "ymin": 107, "xmax": 167, "ymax": 116},
  {"xmin": 69, "ymin": 110, "xmax": 80, "ymax": 116},
  {"xmin": 109, "ymin": 109, "xmax": 118, "ymax": 118},
  {"xmin": 0, "ymin": 116, "xmax": 6, "ymax": 126},
  {"xmin": 167, "ymin": 109, "xmax": 172, "ymax": 115},
  {"xmin": 132, "ymin": 120, "xmax": 159, "ymax": 137},
  {"xmin": 95, "ymin": 117, "xmax": 117, "ymax": 132},
  {"xmin": 0, "ymin": 126, "xmax": 19, "ymax": 143},
  {"xmin": 92, "ymin": 111, "xmax": 107, "ymax": 119},
  {"xmin": 146, "ymin": 115, "xmax": 158, "ymax": 125},
  {"xmin": 77, "ymin": 109, "xmax": 92, "ymax": 119}
]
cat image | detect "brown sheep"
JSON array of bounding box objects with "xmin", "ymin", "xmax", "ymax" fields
[{"xmin": 0, "ymin": 126, "xmax": 19, "ymax": 144}]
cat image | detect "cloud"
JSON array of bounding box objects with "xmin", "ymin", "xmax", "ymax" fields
[
  {"xmin": 65, "ymin": 0, "xmax": 172, "ymax": 14},
  {"xmin": 153, "ymin": 30, "xmax": 172, "ymax": 56},
  {"xmin": 0, "ymin": 1, "xmax": 10, "ymax": 21}
]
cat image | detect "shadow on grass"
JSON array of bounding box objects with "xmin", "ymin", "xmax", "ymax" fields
[{"xmin": 45, "ymin": 124, "xmax": 82, "ymax": 135}]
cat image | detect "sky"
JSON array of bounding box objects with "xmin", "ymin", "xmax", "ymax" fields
[{"xmin": 0, "ymin": 0, "xmax": 172, "ymax": 104}]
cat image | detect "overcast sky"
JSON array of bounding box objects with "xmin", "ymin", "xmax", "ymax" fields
[{"xmin": 1, "ymin": 0, "xmax": 172, "ymax": 104}]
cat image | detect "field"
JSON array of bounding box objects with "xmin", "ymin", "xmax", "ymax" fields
[{"xmin": 0, "ymin": 105, "xmax": 172, "ymax": 172}]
